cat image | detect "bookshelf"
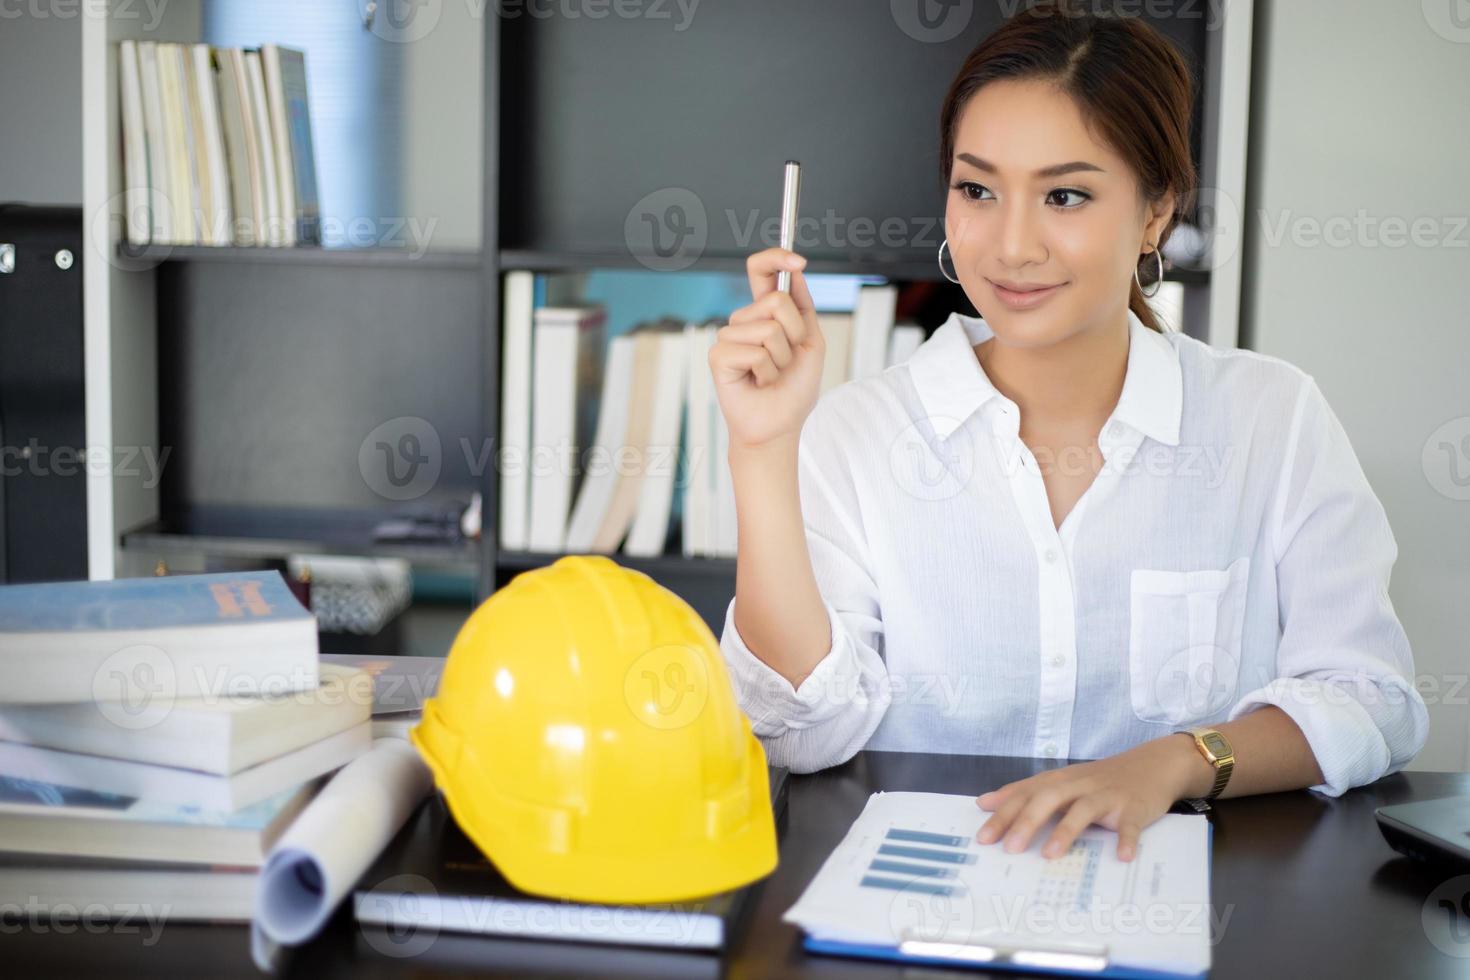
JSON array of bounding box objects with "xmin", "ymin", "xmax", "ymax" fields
[
  {"xmin": 83, "ymin": 2, "xmax": 1255, "ymax": 633},
  {"xmin": 117, "ymin": 244, "xmax": 482, "ymax": 269}
]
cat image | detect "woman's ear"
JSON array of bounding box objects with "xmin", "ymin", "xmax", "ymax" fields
[{"xmin": 1143, "ymin": 191, "xmax": 1177, "ymax": 250}]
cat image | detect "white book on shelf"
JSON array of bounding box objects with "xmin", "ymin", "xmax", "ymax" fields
[
  {"xmin": 625, "ymin": 331, "xmax": 689, "ymax": 557},
  {"xmin": 712, "ymin": 367, "xmax": 738, "ymax": 558},
  {"xmin": 498, "ymin": 270, "xmax": 535, "ymax": 551},
  {"xmin": 137, "ymin": 42, "xmax": 173, "ymax": 244},
  {"xmin": 191, "ymin": 43, "xmax": 233, "ymax": 246},
  {"xmin": 118, "ymin": 40, "xmax": 151, "ymax": 246},
  {"xmin": 244, "ymin": 51, "xmax": 283, "ymax": 246},
  {"xmin": 161, "ymin": 43, "xmax": 199, "ymax": 244},
  {"xmin": 0, "ymin": 720, "xmax": 371, "ymax": 813},
  {"xmin": 136, "ymin": 42, "xmax": 172, "ymax": 243},
  {"xmin": 178, "ymin": 44, "xmax": 210, "ymax": 246},
  {"xmin": 260, "ymin": 44, "xmax": 298, "ymax": 247},
  {"xmin": 849, "ymin": 284, "xmax": 898, "ymax": 381},
  {"xmin": 681, "ymin": 323, "xmax": 716, "ymax": 557},
  {"xmin": 216, "ymin": 48, "xmax": 262, "ymax": 245},
  {"xmin": 564, "ymin": 333, "xmax": 636, "ymax": 553},
  {"xmin": 526, "ymin": 306, "xmax": 608, "ymax": 552},
  {"xmin": 886, "ymin": 322, "xmax": 924, "ymax": 367},
  {"xmin": 818, "ymin": 311, "xmax": 853, "ymax": 395},
  {"xmin": 590, "ymin": 326, "xmax": 664, "ymax": 554}
]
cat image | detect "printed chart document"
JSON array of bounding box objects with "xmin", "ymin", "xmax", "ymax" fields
[{"xmin": 785, "ymin": 792, "xmax": 1212, "ymax": 978}]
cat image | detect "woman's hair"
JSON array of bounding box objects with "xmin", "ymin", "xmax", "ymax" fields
[{"xmin": 938, "ymin": 0, "xmax": 1198, "ymax": 333}]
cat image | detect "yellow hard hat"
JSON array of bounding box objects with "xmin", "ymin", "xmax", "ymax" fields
[{"xmin": 410, "ymin": 554, "xmax": 777, "ymax": 904}]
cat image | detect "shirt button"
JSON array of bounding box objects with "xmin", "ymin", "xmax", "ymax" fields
[
  {"xmin": 1042, "ymin": 743, "xmax": 1059, "ymax": 757},
  {"xmin": 1050, "ymin": 654, "xmax": 1066, "ymax": 668},
  {"xmin": 1044, "ymin": 549, "xmax": 1058, "ymax": 563}
]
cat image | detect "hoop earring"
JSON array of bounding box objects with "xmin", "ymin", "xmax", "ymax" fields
[
  {"xmin": 1135, "ymin": 246, "xmax": 1164, "ymax": 299},
  {"xmin": 938, "ymin": 239, "xmax": 961, "ymax": 285}
]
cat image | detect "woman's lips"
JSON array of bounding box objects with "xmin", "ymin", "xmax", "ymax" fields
[{"xmin": 988, "ymin": 279, "xmax": 1067, "ymax": 310}]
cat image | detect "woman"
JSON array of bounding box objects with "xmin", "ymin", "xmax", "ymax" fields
[{"xmin": 709, "ymin": 1, "xmax": 1428, "ymax": 864}]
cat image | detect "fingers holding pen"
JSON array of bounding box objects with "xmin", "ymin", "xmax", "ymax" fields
[
  {"xmin": 718, "ymin": 320, "xmax": 794, "ymax": 373},
  {"xmin": 745, "ymin": 247, "xmax": 817, "ymax": 315},
  {"xmin": 730, "ymin": 286, "xmax": 808, "ymax": 351}
]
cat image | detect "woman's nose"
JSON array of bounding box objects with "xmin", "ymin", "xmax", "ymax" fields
[{"xmin": 996, "ymin": 199, "xmax": 1048, "ymax": 267}]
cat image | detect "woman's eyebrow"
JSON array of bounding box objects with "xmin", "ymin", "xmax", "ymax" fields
[{"xmin": 955, "ymin": 152, "xmax": 1105, "ymax": 179}]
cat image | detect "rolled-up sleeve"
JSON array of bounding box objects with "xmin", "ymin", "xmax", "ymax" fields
[
  {"xmin": 1228, "ymin": 375, "xmax": 1429, "ymax": 797},
  {"xmin": 719, "ymin": 397, "xmax": 891, "ymax": 774}
]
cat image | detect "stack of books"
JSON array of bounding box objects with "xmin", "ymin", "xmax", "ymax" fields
[
  {"xmin": 0, "ymin": 570, "xmax": 374, "ymax": 922},
  {"xmin": 497, "ymin": 272, "xmax": 926, "ymax": 559},
  {"xmin": 318, "ymin": 652, "xmax": 443, "ymax": 739},
  {"xmin": 118, "ymin": 40, "xmax": 320, "ymax": 248}
]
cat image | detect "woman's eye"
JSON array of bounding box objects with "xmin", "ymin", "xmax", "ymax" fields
[
  {"xmin": 1048, "ymin": 188, "xmax": 1090, "ymax": 209},
  {"xmin": 953, "ymin": 181, "xmax": 992, "ymax": 202}
]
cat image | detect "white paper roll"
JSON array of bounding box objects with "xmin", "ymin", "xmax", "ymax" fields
[{"xmin": 251, "ymin": 737, "xmax": 433, "ymax": 959}]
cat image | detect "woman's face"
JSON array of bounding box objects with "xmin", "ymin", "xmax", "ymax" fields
[{"xmin": 944, "ymin": 78, "xmax": 1174, "ymax": 348}]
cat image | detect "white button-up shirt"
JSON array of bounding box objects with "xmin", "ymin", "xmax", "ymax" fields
[{"xmin": 719, "ymin": 308, "xmax": 1429, "ymax": 796}]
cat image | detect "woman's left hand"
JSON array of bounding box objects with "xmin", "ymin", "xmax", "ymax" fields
[{"xmin": 974, "ymin": 736, "xmax": 1200, "ymax": 862}]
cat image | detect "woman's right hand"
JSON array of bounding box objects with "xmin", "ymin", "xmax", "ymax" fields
[{"xmin": 709, "ymin": 248, "xmax": 827, "ymax": 451}]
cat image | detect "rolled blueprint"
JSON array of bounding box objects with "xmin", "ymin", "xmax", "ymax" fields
[{"xmin": 251, "ymin": 737, "xmax": 432, "ymax": 968}]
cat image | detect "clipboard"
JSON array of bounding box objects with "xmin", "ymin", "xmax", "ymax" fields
[{"xmin": 799, "ymin": 820, "xmax": 1213, "ymax": 980}]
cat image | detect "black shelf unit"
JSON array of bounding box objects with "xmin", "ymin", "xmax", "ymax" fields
[
  {"xmin": 117, "ymin": 2, "xmax": 1217, "ymax": 634},
  {"xmin": 118, "ymin": 243, "xmax": 481, "ymax": 269},
  {"xmin": 500, "ymin": 248, "xmax": 1212, "ymax": 286},
  {"xmin": 498, "ymin": 549, "xmax": 735, "ymax": 578},
  {"xmin": 124, "ymin": 505, "xmax": 478, "ymax": 569}
]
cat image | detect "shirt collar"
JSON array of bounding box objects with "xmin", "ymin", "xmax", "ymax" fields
[{"xmin": 906, "ymin": 307, "xmax": 1182, "ymax": 446}]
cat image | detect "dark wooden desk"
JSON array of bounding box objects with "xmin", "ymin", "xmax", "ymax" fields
[{"xmin": 11, "ymin": 751, "xmax": 1470, "ymax": 978}]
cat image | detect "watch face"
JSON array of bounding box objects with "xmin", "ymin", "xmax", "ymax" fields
[{"xmin": 1201, "ymin": 733, "xmax": 1229, "ymax": 757}]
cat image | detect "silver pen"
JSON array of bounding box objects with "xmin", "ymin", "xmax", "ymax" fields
[{"xmin": 776, "ymin": 159, "xmax": 802, "ymax": 293}]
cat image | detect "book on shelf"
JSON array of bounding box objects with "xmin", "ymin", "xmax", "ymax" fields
[
  {"xmin": 176, "ymin": 44, "xmax": 205, "ymax": 243},
  {"xmin": 625, "ymin": 326, "xmax": 689, "ymax": 557},
  {"xmin": 187, "ymin": 42, "xmax": 233, "ymax": 246},
  {"xmin": 526, "ymin": 304, "xmax": 609, "ymax": 552},
  {"xmin": 118, "ymin": 40, "xmax": 318, "ymax": 248},
  {"xmin": 0, "ymin": 569, "xmax": 319, "ymax": 706},
  {"xmin": 118, "ymin": 40, "xmax": 151, "ymax": 245},
  {"xmin": 849, "ymin": 283, "xmax": 899, "ymax": 381},
  {"xmin": 498, "ymin": 269, "xmax": 536, "ymax": 551},
  {"xmin": 262, "ymin": 43, "xmax": 322, "ymax": 245},
  {"xmin": 817, "ymin": 312, "xmax": 853, "ymax": 395},
  {"xmin": 243, "ymin": 50, "xmax": 283, "ymax": 246},
  {"xmin": 155, "ymin": 42, "xmax": 195, "ymax": 244},
  {"xmin": 681, "ymin": 322, "xmax": 718, "ymax": 558},
  {"xmin": 563, "ymin": 331, "xmax": 637, "ymax": 553},
  {"xmin": 260, "ymin": 44, "xmax": 297, "ymax": 246},
  {"xmin": 587, "ymin": 321, "xmax": 680, "ymax": 554},
  {"xmin": 887, "ymin": 322, "xmax": 924, "ymax": 367},
  {"xmin": 712, "ymin": 352, "xmax": 738, "ymax": 556},
  {"xmin": 215, "ymin": 47, "xmax": 259, "ymax": 244}
]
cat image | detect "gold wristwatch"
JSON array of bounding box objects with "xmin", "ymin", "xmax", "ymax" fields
[{"xmin": 1176, "ymin": 727, "xmax": 1234, "ymax": 801}]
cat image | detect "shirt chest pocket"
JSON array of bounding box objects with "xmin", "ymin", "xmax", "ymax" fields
[{"xmin": 1128, "ymin": 556, "xmax": 1250, "ymax": 727}]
